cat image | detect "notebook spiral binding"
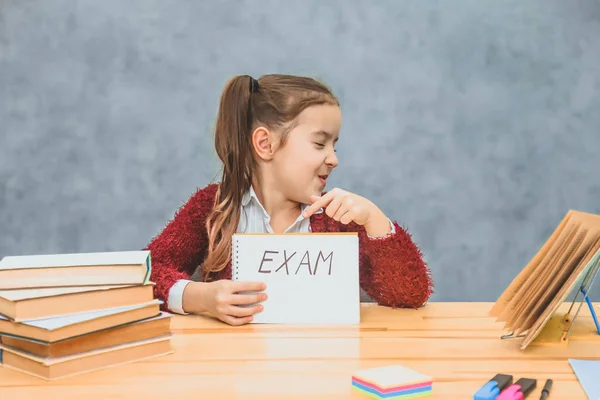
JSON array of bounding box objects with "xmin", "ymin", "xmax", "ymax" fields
[{"xmin": 232, "ymin": 236, "xmax": 239, "ymax": 280}]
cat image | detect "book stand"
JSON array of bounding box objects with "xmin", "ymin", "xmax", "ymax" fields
[
  {"xmin": 502, "ymin": 253, "xmax": 600, "ymax": 347},
  {"xmin": 491, "ymin": 210, "xmax": 600, "ymax": 350}
]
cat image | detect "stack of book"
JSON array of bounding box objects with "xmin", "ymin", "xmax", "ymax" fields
[{"xmin": 0, "ymin": 250, "xmax": 173, "ymax": 380}]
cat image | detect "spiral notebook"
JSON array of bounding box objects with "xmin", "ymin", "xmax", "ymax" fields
[{"xmin": 231, "ymin": 233, "xmax": 360, "ymax": 324}]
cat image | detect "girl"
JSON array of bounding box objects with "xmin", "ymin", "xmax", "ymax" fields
[{"xmin": 145, "ymin": 74, "xmax": 433, "ymax": 325}]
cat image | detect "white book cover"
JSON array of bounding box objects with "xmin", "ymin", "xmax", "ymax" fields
[
  {"xmin": 0, "ymin": 300, "xmax": 161, "ymax": 330},
  {"xmin": 232, "ymin": 233, "xmax": 360, "ymax": 324},
  {"xmin": 0, "ymin": 284, "xmax": 135, "ymax": 302},
  {"xmin": 0, "ymin": 281, "xmax": 154, "ymax": 303},
  {"xmin": 0, "ymin": 250, "xmax": 150, "ymax": 270}
]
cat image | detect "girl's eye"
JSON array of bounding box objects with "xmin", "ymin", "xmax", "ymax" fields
[{"xmin": 315, "ymin": 143, "xmax": 325, "ymax": 147}]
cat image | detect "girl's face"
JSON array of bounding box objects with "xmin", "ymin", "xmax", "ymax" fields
[{"xmin": 271, "ymin": 104, "xmax": 342, "ymax": 204}]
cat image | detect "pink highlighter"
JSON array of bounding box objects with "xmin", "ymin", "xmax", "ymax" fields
[{"xmin": 496, "ymin": 378, "xmax": 537, "ymax": 400}]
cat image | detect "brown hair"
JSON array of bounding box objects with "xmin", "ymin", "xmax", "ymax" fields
[{"xmin": 201, "ymin": 74, "xmax": 339, "ymax": 280}]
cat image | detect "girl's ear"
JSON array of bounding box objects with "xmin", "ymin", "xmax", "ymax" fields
[{"xmin": 251, "ymin": 126, "xmax": 277, "ymax": 161}]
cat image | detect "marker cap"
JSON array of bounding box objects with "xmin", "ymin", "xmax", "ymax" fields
[
  {"xmin": 515, "ymin": 378, "xmax": 537, "ymax": 396},
  {"xmin": 497, "ymin": 378, "xmax": 537, "ymax": 400},
  {"xmin": 492, "ymin": 374, "xmax": 513, "ymax": 390},
  {"xmin": 473, "ymin": 374, "xmax": 513, "ymax": 400}
]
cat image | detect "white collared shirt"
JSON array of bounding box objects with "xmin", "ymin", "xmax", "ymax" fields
[{"xmin": 167, "ymin": 186, "xmax": 323, "ymax": 314}]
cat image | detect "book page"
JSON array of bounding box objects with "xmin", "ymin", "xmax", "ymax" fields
[
  {"xmin": 519, "ymin": 213, "xmax": 600, "ymax": 335},
  {"xmin": 0, "ymin": 250, "xmax": 150, "ymax": 270},
  {"xmin": 232, "ymin": 233, "xmax": 360, "ymax": 324},
  {"xmin": 509, "ymin": 225, "xmax": 585, "ymax": 331},
  {"xmin": 521, "ymin": 244, "xmax": 600, "ymax": 349},
  {"xmin": 500, "ymin": 220, "xmax": 580, "ymax": 326},
  {"xmin": 489, "ymin": 211, "xmax": 573, "ymax": 318},
  {"xmin": 516, "ymin": 228, "xmax": 590, "ymax": 334}
]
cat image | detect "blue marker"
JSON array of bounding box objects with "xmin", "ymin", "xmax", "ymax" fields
[{"xmin": 474, "ymin": 374, "xmax": 513, "ymax": 400}]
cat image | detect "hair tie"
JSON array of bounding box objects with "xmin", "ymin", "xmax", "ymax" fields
[{"xmin": 249, "ymin": 77, "xmax": 259, "ymax": 93}]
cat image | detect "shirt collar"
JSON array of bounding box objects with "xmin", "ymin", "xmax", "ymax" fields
[{"xmin": 241, "ymin": 185, "xmax": 323, "ymax": 215}]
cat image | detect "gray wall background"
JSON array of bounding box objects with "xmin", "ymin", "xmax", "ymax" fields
[{"xmin": 1, "ymin": 0, "xmax": 600, "ymax": 302}]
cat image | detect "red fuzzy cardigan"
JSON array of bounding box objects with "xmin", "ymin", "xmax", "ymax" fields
[{"xmin": 144, "ymin": 183, "xmax": 433, "ymax": 310}]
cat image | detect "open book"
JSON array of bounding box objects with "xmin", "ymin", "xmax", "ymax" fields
[{"xmin": 489, "ymin": 210, "xmax": 600, "ymax": 350}]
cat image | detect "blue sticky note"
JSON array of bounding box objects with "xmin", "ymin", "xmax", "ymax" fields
[{"xmin": 569, "ymin": 359, "xmax": 600, "ymax": 399}]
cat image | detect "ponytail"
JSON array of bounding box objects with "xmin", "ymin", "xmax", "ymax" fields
[{"xmin": 202, "ymin": 75, "xmax": 257, "ymax": 279}]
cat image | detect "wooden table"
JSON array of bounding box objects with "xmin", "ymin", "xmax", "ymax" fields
[{"xmin": 1, "ymin": 302, "xmax": 599, "ymax": 399}]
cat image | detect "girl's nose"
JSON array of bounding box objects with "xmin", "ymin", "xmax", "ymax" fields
[{"xmin": 326, "ymin": 151, "xmax": 338, "ymax": 168}]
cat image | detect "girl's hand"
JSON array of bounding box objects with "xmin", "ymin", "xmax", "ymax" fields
[
  {"xmin": 183, "ymin": 280, "xmax": 267, "ymax": 326},
  {"xmin": 303, "ymin": 188, "xmax": 392, "ymax": 237}
]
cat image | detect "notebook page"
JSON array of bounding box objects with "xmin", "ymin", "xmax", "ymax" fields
[{"xmin": 232, "ymin": 233, "xmax": 360, "ymax": 324}]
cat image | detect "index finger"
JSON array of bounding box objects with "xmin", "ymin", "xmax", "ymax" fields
[
  {"xmin": 303, "ymin": 191, "xmax": 335, "ymax": 218},
  {"xmin": 231, "ymin": 280, "xmax": 267, "ymax": 293}
]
